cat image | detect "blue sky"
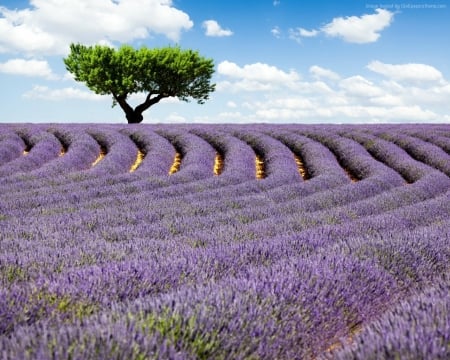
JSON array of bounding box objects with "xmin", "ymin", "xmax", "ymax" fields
[{"xmin": 0, "ymin": 0, "xmax": 449, "ymax": 124}]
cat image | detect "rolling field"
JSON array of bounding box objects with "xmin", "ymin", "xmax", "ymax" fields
[{"xmin": 0, "ymin": 123, "xmax": 449, "ymax": 359}]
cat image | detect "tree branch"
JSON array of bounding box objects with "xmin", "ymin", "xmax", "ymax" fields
[
  {"xmin": 112, "ymin": 92, "xmax": 134, "ymax": 117},
  {"xmin": 135, "ymin": 93, "xmax": 167, "ymax": 114}
]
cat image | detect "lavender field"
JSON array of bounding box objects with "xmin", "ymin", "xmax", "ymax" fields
[{"xmin": 0, "ymin": 123, "xmax": 449, "ymax": 359}]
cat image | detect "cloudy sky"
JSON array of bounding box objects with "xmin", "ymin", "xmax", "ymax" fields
[{"xmin": 0, "ymin": 0, "xmax": 449, "ymax": 124}]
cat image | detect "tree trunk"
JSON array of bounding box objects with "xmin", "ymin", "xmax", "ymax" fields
[
  {"xmin": 113, "ymin": 92, "xmax": 166, "ymax": 124},
  {"xmin": 126, "ymin": 111, "xmax": 144, "ymax": 124}
]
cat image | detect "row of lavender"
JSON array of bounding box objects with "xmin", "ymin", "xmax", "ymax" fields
[{"xmin": 0, "ymin": 123, "xmax": 449, "ymax": 359}]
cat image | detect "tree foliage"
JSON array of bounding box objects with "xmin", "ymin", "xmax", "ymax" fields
[{"xmin": 63, "ymin": 43, "xmax": 215, "ymax": 123}]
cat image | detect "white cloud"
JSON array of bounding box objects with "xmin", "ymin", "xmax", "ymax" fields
[
  {"xmin": 339, "ymin": 75, "xmax": 384, "ymax": 97},
  {"xmin": 227, "ymin": 101, "xmax": 237, "ymax": 108},
  {"xmin": 261, "ymin": 98, "xmax": 315, "ymax": 110},
  {"xmin": 288, "ymin": 27, "xmax": 320, "ymax": 43},
  {"xmin": 367, "ymin": 60, "xmax": 443, "ymax": 83},
  {"xmin": 309, "ymin": 65, "xmax": 340, "ymax": 81},
  {"xmin": 0, "ymin": 58, "xmax": 57, "ymax": 79},
  {"xmin": 369, "ymin": 94, "xmax": 404, "ymax": 107},
  {"xmin": 23, "ymin": 85, "xmax": 106, "ymax": 101},
  {"xmin": 217, "ymin": 60, "xmax": 449, "ymax": 123},
  {"xmin": 299, "ymin": 28, "xmax": 319, "ymax": 37},
  {"xmin": 287, "ymin": 9, "xmax": 394, "ymax": 45},
  {"xmin": 0, "ymin": 0, "xmax": 193, "ymax": 56},
  {"xmin": 271, "ymin": 26, "xmax": 281, "ymax": 38},
  {"xmin": 217, "ymin": 61, "xmax": 300, "ymax": 91},
  {"xmin": 321, "ymin": 8, "xmax": 394, "ymax": 43},
  {"xmin": 202, "ymin": 20, "xmax": 233, "ymax": 37}
]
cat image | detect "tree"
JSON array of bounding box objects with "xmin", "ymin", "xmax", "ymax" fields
[{"xmin": 63, "ymin": 43, "xmax": 215, "ymax": 124}]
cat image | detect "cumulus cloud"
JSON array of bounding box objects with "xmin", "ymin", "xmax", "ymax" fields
[
  {"xmin": 321, "ymin": 8, "xmax": 394, "ymax": 43},
  {"xmin": 217, "ymin": 60, "xmax": 449, "ymax": 123},
  {"xmin": 217, "ymin": 61, "xmax": 300, "ymax": 91},
  {"xmin": 367, "ymin": 60, "xmax": 443, "ymax": 82},
  {"xmin": 339, "ymin": 75, "xmax": 385, "ymax": 97},
  {"xmin": 0, "ymin": 0, "xmax": 193, "ymax": 56},
  {"xmin": 202, "ymin": 20, "xmax": 233, "ymax": 37},
  {"xmin": 216, "ymin": 61, "xmax": 300, "ymax": 92},
  {"xmin": 309, "ymin": 65, "xmax": 340, "ymax": 81},
  {"xmin": 23, "ymin": 85, "xmax": 106, "ymax": 101},
  {"xmin": 287, "ymin": 9, "xmax": 394, "ymax": 45},
  {"xmin": 0, "ymin": 58, "xmax": 57, "ymax": 79}
]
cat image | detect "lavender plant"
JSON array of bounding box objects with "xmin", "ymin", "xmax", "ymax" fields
[{"xmin": 0, "ymin": 123, "xmax": 448, "ymax": 359}]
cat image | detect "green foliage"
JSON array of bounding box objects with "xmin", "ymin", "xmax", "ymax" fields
[
  {"xmin": 130, "ymin": 308, "xmax": 219, "ymax": 359},
  {"xmin": 63, "ymin": 43, "xmax": 215, "ymax": 123},
  {"xmin": 1, "ymin": 264, "xmax": 27, "ymax": 283}
]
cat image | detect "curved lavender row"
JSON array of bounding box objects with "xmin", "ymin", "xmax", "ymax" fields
[
  {"xmin": 0, "ymin": 130, "xmax": 62, "ymax": 180},
  {"xmin": 87, "ymin": 129, "xmax": 138, "ymax": 176},
  {"xmin": 0, "ymin": 131, "xmax": 25, "ymax": 166},
  {"xmin": 156, "ymin": 129, "xmax": 219, "ymax": 181},
  {"xmin": 120, "ymin": 127, "xmax": 176, "ymax": 176},
  {"xmin": 0, "ymin": 135, "xmax": 447, "ymax": 247},
  {"xmin": 378, "ymin": 131, "xmax": 450, "ymax": 177},
  {"xmin": 406, "ymin": 129, "xmax": 450, "ymax": 154},
  {"xmin": 1, "ymin": 188, "xmax": 448, "ymax": 337},
  {"xmin": 267, "ymin": 131, "xmax": 349, "ymax": 181},
  {"xmin": 0, "ymin": 124, "xmax": 382, "ymax": 207},
  {"xmin": 0, "ymin": 252, "xmax": 399, "ymax": 359},
  {"xmin": 342, "ymin": 130, "xmax": 437, "ymax": 184},
  {"xmin": 323, "ymin": 278, "xmax": 450, "ymax": 360},
  {"xmin": 303, "ymin": 129, "xmax": 402, "ymax": 182},
  {"xmin": 26, "ymin": 128, "xmax": 101, "ymax": 177},
  {"xmin": 2, "ymin": 192, "xmax": 448, "ymax": 303},
  {"xmin": 0, "ymin": 126, "xmax": 257, "ymax": 203},
  {"xmin": 231, "ymin": 129, "xmax": 302, "ymax": 183},
  {"xmin": 1, "ymin": 138, "xmax": 447, "ymax": 249},
  {"xmin": 2, "ymin": 218, "xmax": 449, "ymax": 359},
  {"xmin": 265, "ymin": 129, "xmax": 408, "ymax": 210},
  {"xmin": 189, "ymin": 128, "xmax": 256, "ymax": 181},
  {"xmin": 0, "ymin": 124, "xmax": 449, "ymax": 359},
  {"xmin": 3, "ymin": 154, "xmax": 441, "ymax": 254}
]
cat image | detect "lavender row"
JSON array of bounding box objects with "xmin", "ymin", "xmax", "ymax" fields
[
  {"xmin": 0, "ymin": 123, "xmax": 449, "ymax": 359},
  {"xmin": 1, "ymin": 217, "xmax": 448, "ymax": 359},
  {"xmin": 1, "ymin": 135, "xmax": 448, "ymax": 250},
  {"xmin": 120, "ymin": 127, "xmax": 176, "ymax": 176},
  {"xmin": 0, "ymin": 128, "xmax": 332, "ymax": 213},
  {"xmin": 323, "ymin": 277, "xmax": 450, "ymax": 360},
  {"xmin": 189, "ymin": 128, "xmax": 255, "ymax": 181},
  {"xmin": 377, "ymin": 130, "xmax": 450, "ymax": 177},
  {"xmin": 28, "ymin": 128, "xmax": 100, "ymax": 177},
  {"xmin": 0, "ymin": 131, "xmax": 25, "ymax": 167},
  {"xmin": 231, "ymin": 129, "xmax": 302, "ymax": 183},
  {"xmin": 0, "ymin": 129, "xmax": 62, "ymax": 179},
  {"xmin": 0, "ymin": 122, "xmax": 404, "ymax": 215},
  {"xmin": 341, "ymin": 130, "xmax": 440, "ymax": 184},
  {"xmin": 156, "ymin": 129, "xmax": 218, "ymax": 181},
  {"xmin": 406, "ymin": 128, "xmax": 450, "ymax": 154},
  {"xmin": 2, "ymin": 153, "xmax": 445, "ymax": 258},
  {"xmin": 1, "ymin": 188, "xmax": 448, "ymax": 332},
  {"xmin": 0, "ymin": 128, "xmax": 256, "ymax": 201}
]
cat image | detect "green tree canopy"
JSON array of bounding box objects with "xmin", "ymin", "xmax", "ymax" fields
[{"xmin": 63, "ymin": 43, "xmax": 215, "ymax": 123}]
